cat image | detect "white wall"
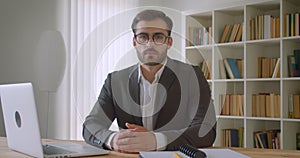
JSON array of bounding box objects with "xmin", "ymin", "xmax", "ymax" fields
[
  {"xmin": 0, "ymin": 0, "xmax": 69, "ymax": 139},
  {"xmin": 165, "ymin": 0, "xmax": 266, "ymax": 12},
  {"xmin": 0, "ymin": 0, "xmax": 269, "ymax": 139}
]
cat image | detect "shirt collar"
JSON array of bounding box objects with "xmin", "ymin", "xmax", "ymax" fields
[{"xmin": 138, "ymin": 58, "xmax": 167, "ymax": 83}]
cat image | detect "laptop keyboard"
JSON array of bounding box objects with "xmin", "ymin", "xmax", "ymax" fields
[{"xmin": 43, "ymin": 144, "xmax": 75, "ymax": 155}]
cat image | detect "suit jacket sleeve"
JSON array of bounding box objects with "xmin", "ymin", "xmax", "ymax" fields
[{"xmin": 82, "ymin": 73, "xmax": 116, "ymax": 148}]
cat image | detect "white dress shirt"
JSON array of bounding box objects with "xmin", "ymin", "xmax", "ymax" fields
[
  {"xmin": 137, "ymin": 60, "xmax": 168, "ymax": 150},
  {"xmin": 105, "ymin": 60, "xmax": 168, "ymax": 150}
]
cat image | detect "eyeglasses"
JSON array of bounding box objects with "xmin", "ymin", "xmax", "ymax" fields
[{"xmin": 134, "ymin": 33, "xmax": 170, "ymax": 45}]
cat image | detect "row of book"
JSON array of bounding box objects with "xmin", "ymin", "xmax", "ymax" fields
[
  {"xmin": 220, "ymin": 94, "xmax": 244, "ymax": 116},
  {"xmin": 249, "ymin": 15, "xmax": 280, "ymax": 40},
  {"xmin": 288, "ymin": 94, "xmax": 300, "ymax": 119},
  {"xmin": 297, "ymin": 133, "xmax": 300, "ymax": 150},
  {"xmin": 288, "ymin": 49, "xmax": 300, "ymax": 77},
  {"xmin": 187, "ymin": 26, "xmax": 212, "ymax": 46},
  {"xmin": 257, "ymin": 57, "xmax": 280, "ymax": 78},
  {"xmin": 219, "ymin": 58, "xmax": 243, "ymax": 79},
  {"xmin": 254, "ymin": 129, "xmax": 281, "ymax": 149},
  {"xmin": 198, "ymin": 60, "xmax": 211, "ymax": 80},
  {"xmin": 221, "ymin": 127, "xmax": 244, "ymax": 147},
  {"xmin": 219, "ymin": 23, "xmax": 243, "ymax": 43},
  {"xmin": 285, "ymin": 12, "xmax": 300, "ymax": 37},
  {"xmin": 252, "ymin": 93, "xmax": 280, "ymax": 118}
]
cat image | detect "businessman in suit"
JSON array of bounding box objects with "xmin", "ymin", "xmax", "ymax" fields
[{"xmin": 83, "ymin": 9, "xmax": 216, "ymax": 153}]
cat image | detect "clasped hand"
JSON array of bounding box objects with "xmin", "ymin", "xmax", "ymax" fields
[{"xmin": 112, "ymin": 123, "xmax": 157, "ymax": 153}]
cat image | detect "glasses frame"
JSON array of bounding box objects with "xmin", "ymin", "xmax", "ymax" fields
[{"xmin": 134, "ymin": 33, "xmax": 170, "ymax": 45}]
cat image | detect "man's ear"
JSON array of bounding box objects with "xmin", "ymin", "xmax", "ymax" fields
[
  {"xmin": 167, "ymin": 37, "xmax": 173, "ymax": 49},
  {"xmin": 133, "ymin": 37, "xmax": 137, "ymax": 47}
]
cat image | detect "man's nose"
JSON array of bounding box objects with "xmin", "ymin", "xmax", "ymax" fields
[{"xmin": 146, "ymin": 37, "xmax": 155, "ymax": 46}]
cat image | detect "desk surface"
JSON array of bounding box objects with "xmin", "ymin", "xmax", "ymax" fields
[{"xmin": 1, "ymin": 137, "xmax": 300, "ymax": 158}]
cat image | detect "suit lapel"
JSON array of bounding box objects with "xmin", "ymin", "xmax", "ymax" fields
[
  {"xmin": 128, "ymin": 66, "xmax": 143, "ymax": 126},
  {"xmin": 153, "ymin": 59, "xmax": 177, "ymax": 129}
]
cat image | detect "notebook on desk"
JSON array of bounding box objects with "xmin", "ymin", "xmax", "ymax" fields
[
  {"xmin": 139, "ymin": 148, "xmax": 250, "ymax": 158},
  {"xmin": 0, "ymin": 82, "xmax": 109, "ymax": 158}
]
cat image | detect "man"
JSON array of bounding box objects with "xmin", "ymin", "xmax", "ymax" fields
[{"xmin": 83, "ymin": 9, "xmax": 216, "ymax": 153}]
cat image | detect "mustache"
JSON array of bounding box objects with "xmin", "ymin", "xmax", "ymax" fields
[{"xmin": 143, "ymin": 48, "xmax": 159, "ymax": 54}]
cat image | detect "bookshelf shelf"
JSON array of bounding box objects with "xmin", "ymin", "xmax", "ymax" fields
[
  {"xmin": 245, "ymin": 78, "xmax": 281, "ymax": 81},
  {"xmin": 217, "ymin": 115, "xmax": 245, "ymax": 120},
  {"xmin": 246, "ymin": 117, "xmax": 281, "ymax": 121},
  {"xmin": 186, "ymin": 45, "xmax": 213, "ymax": 50},
  {"xmin": 245, "ymin": 38, "xmax": 281, "ymax": 45},
  {"xmin": 283, "ymin": 118, "xmax": 300, "ymax": 122},
  {"xmin": 214, "ymin": 79, "xmax": 244, "ymax": 82},
  {"xmin": 215, "ymin": 42, "xmax": 244, "ymax": 47},
  {"xmin": 183, "ymin": 0, "xmax": 300, "ymax": 150},
  {"xmin": 282, "ymin": 77, "xmax": 300, "ymax": 80}
]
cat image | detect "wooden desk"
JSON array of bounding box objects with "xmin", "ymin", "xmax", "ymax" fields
[
  {"xmin": 1, "ymin": 137, "xmax": 300, "ymax": 158},
  {"xmin": 0, "ymin": 137, "xmax": 137, "ymax": 158}
]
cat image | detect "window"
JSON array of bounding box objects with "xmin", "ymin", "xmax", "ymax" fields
[{"xmin": 70, "ymin": 0, "xmax": 138, "ymax": 140}]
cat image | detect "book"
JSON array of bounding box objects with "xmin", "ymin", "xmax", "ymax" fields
[
  {"xmin": 289, "ymin": 94, "xmax": 294, "ymax": 118},
  {"xmin": 229, "ymin": 24, "xmax": 239, "ymax": 42},
  {"xmin": 266, "ymin": 95, "xmax": 271, "ymax": 117},
  {"xmin": 252, "ymin": 95, "xmax": 257, "ymax": 117},
  {"xmin": 275, "ymin": 17, "xmax": 280, "ymax": 38},
  {"xmin": 254, "ymin": 130, "xmax": 281, "ymax": 149},
  {"xmin": 250, "ymin": 19, "xmax": 254, "ymax": 40},
  {"xmin": 285, "ymin": 13, "xmax": 290, "ymax": 37},
  {"xmin": 259, "ymin": 94, "xmax": 266, "ymax": 117},
  {"xmin": 225, "ymin": 25, "xmax": 233, "ymax": 43},
  {"xmin": 294, "ymin": 95, "xmax": 300, "ymax": 118},
  {"xmin": 238, "ymin": 127, "xmax": 244, "ymax": 147},
  {"xmin": 224, "ymin": 59, "xmax": 235, "ymax": 79},
  {"xmin": 264, "ymin": 15, "xmax": 271, "ymax": 39},
  {"xmin": 235, "ymin": 23, "xmax": 243, "ymax": 42},
  {"xmin": 238, "ymin": 95, "xmax": 244, "ymax": 116},
  {"xmin": 288, "ymin": 55, "xmax": 296, "ymax": 77},
  {"xmin": 225, "ymin": 58, "xmax": 242, "ymax": 79},
  {"xmin": 220, "ymin": 94, "xmax": 226, "ymax": 115},
  {"xmin": 272, "ymin": 58, "xmax": 280, "ymax": 78},
  {"xmin": 295, "ymin": 12, "xmax": 299, "ymax": 36},
  {"xmin": 258, "ymin": 57, "xmax": 262, "ymax": 78},
  {"xmin": 255, "ymin": 132, "xmax": 266, "ymax": 148},
  {"xmin": 219, "ymin": 60, "xmax": 227, "ymax": 79},
  {"xmin": 291, "ymin": 13, "xmax": 294, "ymax": 36},
  {"xmin": 220, "ymin": 24, "xmax": 231, "ymax": 43},
  {"xmin": 297, "ymin": 133, "xmax": 300, "ymax": 150},
  {"xmin": 294, "ymin": 50, "xmax": 300, "ymax": 75},
  {"xmin": 230, "ymin": 129, "xmax": 239, "ymax": 147},
  {"xmin": 275, "ymin": 94, "xmax": 280, "ymax": 118}
]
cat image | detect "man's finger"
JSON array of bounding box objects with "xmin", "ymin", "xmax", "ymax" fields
[
  {"xmin": 126, "ymin": 123, "xmax": 147, "ymax": 132},
  {"xmin": 117, "ymin": 130, "xmax": 135, "ymax": 139}
]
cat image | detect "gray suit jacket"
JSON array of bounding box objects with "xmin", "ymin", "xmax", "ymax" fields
[{"xmin": 83, "ymin": 58, "xmax": 216, "ymax": 150}]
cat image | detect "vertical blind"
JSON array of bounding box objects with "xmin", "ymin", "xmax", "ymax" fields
[{"xmin": 70, "ymin": 0, "xmax": 138, "ymax": 140}]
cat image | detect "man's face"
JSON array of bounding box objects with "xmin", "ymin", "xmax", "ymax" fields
[{"xmin": 133, "ymin": 18, "xmax": 172, "ymax": 66}]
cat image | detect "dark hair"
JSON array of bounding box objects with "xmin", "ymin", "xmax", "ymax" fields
[{"xmin": 131, "ymin": 9, "xmax": 173, "ymax": 36}]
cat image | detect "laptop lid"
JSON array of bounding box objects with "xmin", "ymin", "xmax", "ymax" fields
[
  {"xmin": 0, "ymin": 82, "xmax": 44, "ymax": 157},
  {"xmin": 0, "ymin": 82, "xmax": 109, "ymax": 157}
]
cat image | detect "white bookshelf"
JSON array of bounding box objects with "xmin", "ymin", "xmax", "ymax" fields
[{"xmin": 183, "ymin": 0, "xmax": 300, "ymax": 149}]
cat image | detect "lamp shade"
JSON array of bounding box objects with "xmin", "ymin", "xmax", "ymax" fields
[{"xmin": 34, "ymin": 30, "xmax": 66, "ymax": 92}]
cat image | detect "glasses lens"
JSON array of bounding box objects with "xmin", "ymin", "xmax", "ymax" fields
[
  {"xmin": 153, "ymin": 33, "xmax": 167, "ymax": 44},
  {"xmin": 135, "ymin": 33, "xmax": 168, "ymax": 45},
  {"xmin": 136, "ymin": 33, "xmax": 148, "ymax": 44}
]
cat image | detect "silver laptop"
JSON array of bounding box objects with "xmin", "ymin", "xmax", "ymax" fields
[{"xmin": 0, "ymin": 82, "xmax": 109, "ymax": 158}]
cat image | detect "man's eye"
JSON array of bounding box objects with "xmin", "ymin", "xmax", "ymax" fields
[
  {"xmin": 155, "ymin": 35, "xmax": 164, "ymax": 40},
  {"xmin": 138, "ymin": 34, "xmax": 148, "ymax": 39}
]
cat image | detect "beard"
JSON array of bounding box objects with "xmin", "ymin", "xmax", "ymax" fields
[{"xmin": 137, "ymin": 48, "xmax": 167, "ymax": 66}]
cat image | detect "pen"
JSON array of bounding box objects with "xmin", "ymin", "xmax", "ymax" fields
[{"xmin": 173, "ymin": 152, "xmax": 182, "ymax": 158}]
